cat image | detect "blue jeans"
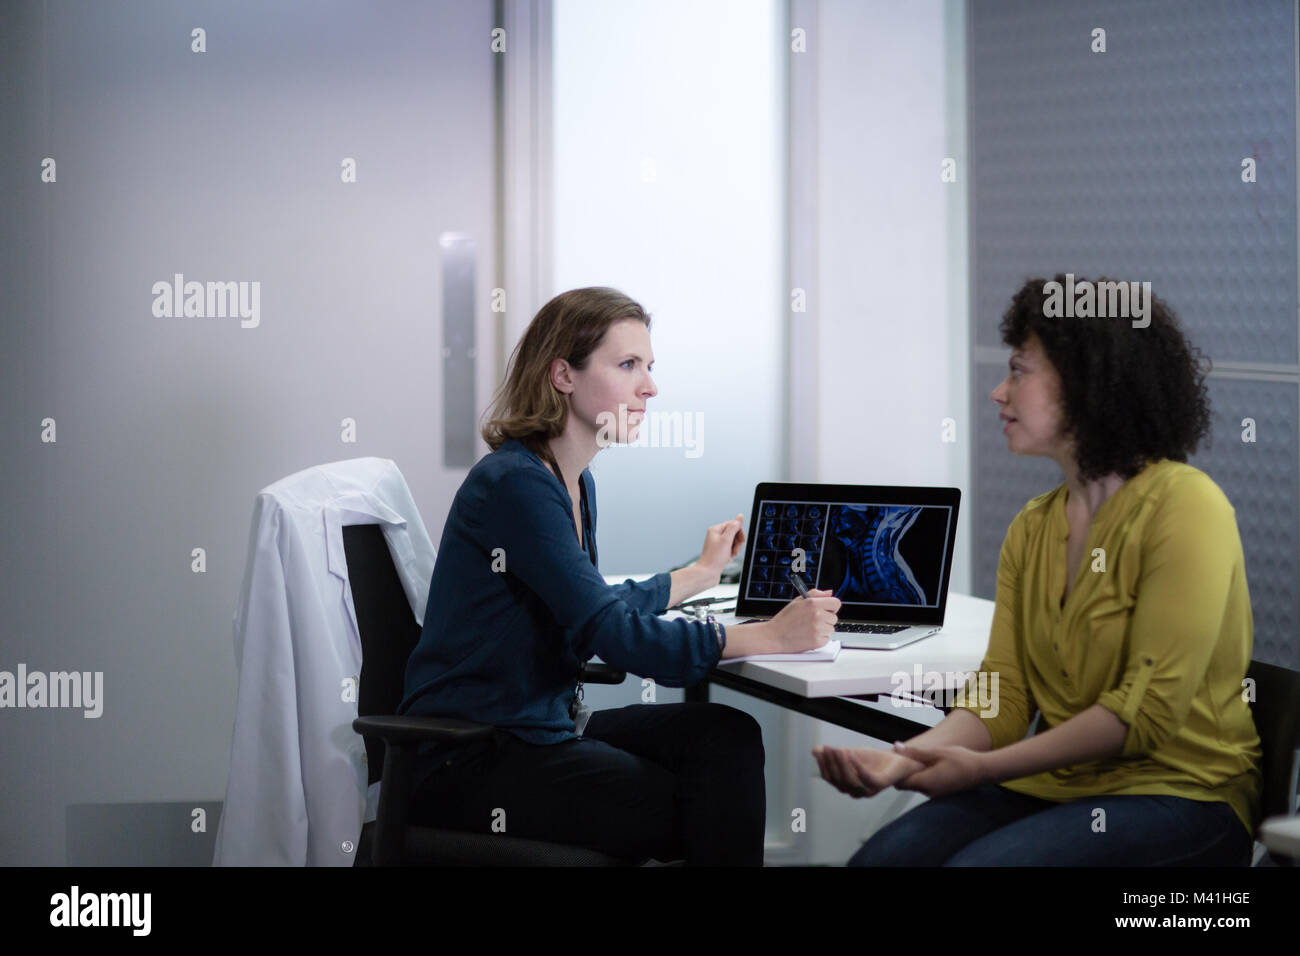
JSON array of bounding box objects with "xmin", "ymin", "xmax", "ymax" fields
[
  {"xmin": 411, "ymin": 702, "xmax": 766, "ymax": 865},
  {"xmin": 848, "ymin": 784, "xmax": 1253, "ymax": 866}
]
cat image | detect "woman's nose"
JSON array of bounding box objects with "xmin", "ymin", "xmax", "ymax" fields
[{"xmin": 990, "ymin": 379, "xmax": 1008, "ymax": 404}]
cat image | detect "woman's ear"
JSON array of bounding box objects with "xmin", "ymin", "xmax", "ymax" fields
[{"xmin": 549, "ymin": 357, "xmax": 574, "ymax": 395}]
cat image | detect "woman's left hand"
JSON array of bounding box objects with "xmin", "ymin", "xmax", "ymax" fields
[
  {"xmin": 698, "ymin": 514, "xmax": 745, "ymax": 576},
  {"xmin": 891, "ymin": 743, "xmax": 989, "ymax": 799}
]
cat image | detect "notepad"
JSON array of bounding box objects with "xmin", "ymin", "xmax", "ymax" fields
[{"xmin": 718, "ymin": 640, "xmax": 841, "ymax": 665}]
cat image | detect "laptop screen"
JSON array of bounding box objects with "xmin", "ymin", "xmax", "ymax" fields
[{"xmin": 735, "ymin": 483, "xmax": 961, "ymax": 625}]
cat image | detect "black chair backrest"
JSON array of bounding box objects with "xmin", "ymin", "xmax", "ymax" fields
[
  {"xmin": 1246, "ymin": 659, "xmax": 1300, "ymax": 822},
  {"xmin": 343, "ymin": 523, "xmax": 425, "ymax": 785}
]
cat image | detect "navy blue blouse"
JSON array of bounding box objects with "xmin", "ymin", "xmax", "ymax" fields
[{"xmin": 399, "ymin": 438, "xmax": 724, "ymax": 745}]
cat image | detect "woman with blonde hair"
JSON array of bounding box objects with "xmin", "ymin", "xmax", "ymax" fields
[{"xmin": 401, "ymin": 286, "xmax": 838, "ymax": 865}]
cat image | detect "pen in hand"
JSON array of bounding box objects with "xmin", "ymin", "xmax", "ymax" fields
[{"xmin": 788, "ymin": 570, "xmax": 812, "ymax": 598}]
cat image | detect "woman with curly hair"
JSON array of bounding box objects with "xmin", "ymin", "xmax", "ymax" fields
[
  {"xmin": 400, "ymin": 286, "xmax": 838, "ymax": 865},
  {"xmin": 816, "ymin": 274, "xmax": 1262, "ymax": 866}
]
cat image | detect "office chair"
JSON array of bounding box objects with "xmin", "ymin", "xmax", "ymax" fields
[
  {"xmin": 345, "ymin": 522, "xmax": 648, "ymax": 865},
  {"xmin": 1246, "ymin": 658, "xmax": 1300, "ymax": 866}
]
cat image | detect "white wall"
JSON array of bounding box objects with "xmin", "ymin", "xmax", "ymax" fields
[
  {"xmin": 0, "ymin": 1, "xmax": 499, "ymax": 866},
  {"xmin": 551, "ymin": 0, "xmax": 785, "ymax": 575},
  {"xmin": 814, "ymin": 0, "xmax": 969, "ymax": 551},
  {"xmin": 803, "ymin": 0, "xmax": 969, "ymax": 865}
]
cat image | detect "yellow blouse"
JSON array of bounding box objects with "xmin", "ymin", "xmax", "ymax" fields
[{"xmin": 953, "ymin": 459, "xmax": 1262, "ymax": 837}]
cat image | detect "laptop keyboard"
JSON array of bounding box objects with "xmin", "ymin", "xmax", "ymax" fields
[
  {"xmin": 834, "ymin": 622, "xmax": 909, "ymax": 634},
  {"xmin": 738, "ymin": 619, "xmax": 909, "ymax": 635}
]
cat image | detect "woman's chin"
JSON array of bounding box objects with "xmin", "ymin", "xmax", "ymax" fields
[{"xmin": 595, "ymin": 427, "xmax": 638, "ymax": 447}]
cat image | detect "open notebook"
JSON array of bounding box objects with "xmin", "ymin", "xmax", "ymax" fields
[{"xmin": 717, "ymin": 639, "xmax": 841, "ymax": 665}]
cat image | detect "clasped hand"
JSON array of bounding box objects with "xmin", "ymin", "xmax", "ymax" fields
[{"xmin": 812, "ymin": 742, "xmax": 988, "ymax": 800}]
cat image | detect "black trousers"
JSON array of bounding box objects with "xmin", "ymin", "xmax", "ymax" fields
[{"xmin": 410, "ymin": 702, "xmax": 767, "ymax": 865}]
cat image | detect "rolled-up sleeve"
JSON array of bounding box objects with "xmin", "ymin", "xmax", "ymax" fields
[
  {"xmin": 609, "ymin": 573, "xmax": 671, "ymax": 614},
  {"xmin": 1095, "ymin": 475, "xmax": 1240, "ymax": 757},
  {"xmin": 478, "ymin": 468, "xmax": 720, "ymax": 685},
  {"xmin": 952, "ymin": 516, "xmax": 1038, "ymax": 750}
]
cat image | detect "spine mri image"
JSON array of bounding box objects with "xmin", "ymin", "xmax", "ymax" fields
[
  {"xmin": 823, "ymin": 505, "xmax": 935, "ymax": 606},
  {"xmin": 747, "ymin": 501, "xmax": 949, "ymax": 607}
]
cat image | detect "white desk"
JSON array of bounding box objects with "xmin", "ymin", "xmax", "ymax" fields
[{"xmin": 607, "ymin": 576, "xmax": 996, "ymax": 741}]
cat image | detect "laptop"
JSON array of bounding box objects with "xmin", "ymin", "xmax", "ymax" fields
[{"xmin": 715, "ymin": 482, "xmax": 961, "ymax": 650}]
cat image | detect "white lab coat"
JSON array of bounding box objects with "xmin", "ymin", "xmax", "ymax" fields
[{"xmin": 212, "ymin": 457, "xmax": 436, "ymax": 866}]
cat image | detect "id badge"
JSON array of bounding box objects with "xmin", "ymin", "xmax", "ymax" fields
[{"xmin": 572, "ymin": 702, "xmax": 592, "ymax": 736}]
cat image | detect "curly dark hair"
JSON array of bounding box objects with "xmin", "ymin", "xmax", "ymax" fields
[{"xmin": 998, "ymin": 274, "xmax": 1212, "ymax": 481}]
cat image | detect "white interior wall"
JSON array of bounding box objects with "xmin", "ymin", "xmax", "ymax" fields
[{"xmin": 804, "ymin": 0, "xmax": 969, "ymax": 864}]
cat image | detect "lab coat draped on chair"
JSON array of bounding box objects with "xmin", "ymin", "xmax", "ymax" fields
[{"xmin": 212, "ymin": 457, "xmax": 436, "ymax": 866}]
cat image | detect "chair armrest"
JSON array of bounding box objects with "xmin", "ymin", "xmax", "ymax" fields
[
  {"xmin": 353, "ymin": 715, "xmax": 495, "ymax": 866},
  {"xmin": 580, "ymin": 661, "xmax": 626, "ymax": 685},
  {"xmin": 352, "ymin": 714, "xmax": 496, "ymax": 746}
]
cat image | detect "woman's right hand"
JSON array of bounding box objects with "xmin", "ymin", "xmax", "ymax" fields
[{"xmin": 768, "ymin": 589, "xmax": 840, "ymax": 652}]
